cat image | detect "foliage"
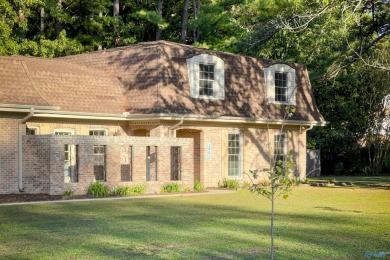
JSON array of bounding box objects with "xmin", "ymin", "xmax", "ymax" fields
[
  {"xmin": 111, "ymin": 184, "xmax": 146, "ymax": 196},
  {"xmin": 161, "ymin": 182, "xmax": 180, "ymax": 193},
  {"xmin": 218, "ymin": 178, "xmax": 239, "ymax": 190},
  {"xmin": 62, "ymin": 188, "xmax": 74, "ymax": 199},
  {"xmin": 246, "ymin": 151, "xmax": 299, "ymax": 259},
  {"xmin": 193, "ymin": 181, "xmax": 204, "ymax": 191},
  {"xmin": 87, "ymin": 181, "xmax": 109, "ymax": 198}
]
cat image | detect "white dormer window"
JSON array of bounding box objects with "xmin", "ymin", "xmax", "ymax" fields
[
  {"xmin": 187, "ymin": 54, "xmax": 225, "ymax": 100},
  {"xmin": 264, "ymin": 64, "xmax": 296, "ymax": 105}
]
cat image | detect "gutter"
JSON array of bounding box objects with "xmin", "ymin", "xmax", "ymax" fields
[
  {"xmin": 300, "ymin": 122, "xmax": 314, "ymax": 134},
  {"xmin": 125, "ymin": 113, "xmax": 327, "ymax": 127},
  {"xmin": 18, "ymin": 108, "xmax": 35, "ymax": 192},
  {"xmin": 169, "ymin": 116, "xmax": 184, "ymax": 137}
]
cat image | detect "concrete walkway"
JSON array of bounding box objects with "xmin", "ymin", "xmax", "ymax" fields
[{"xmin": 0, "ymin": 189, "xmax": 236, "ymax": 206}]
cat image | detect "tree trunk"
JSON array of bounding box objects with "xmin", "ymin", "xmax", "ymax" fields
[
  {"xmin": 156, "ymin": 0, "xmax": 163, "ymax": 40},
  {"xmin": 181, "ymin": 0, "xmax": 190, "ymax": 44},
  {"xmin": 113, "ymin": 0, "xmax": 120, "ymax": 18},
  {"xmin": 270, "ymin": 188, "xmax": 275, "ymax": 260},
  {"xmin": 55, "ymin": 0, "xmax": 62, "ymax": 37},
  {"xmin": 192, "ymin": 0, "xmax": 200, "ymax": 42},
  {"xmin": 40, "ymin": 7, "xmax": 45, "ymax": 35}
]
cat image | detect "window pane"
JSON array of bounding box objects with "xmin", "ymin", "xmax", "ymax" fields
[
  {"xmin": 275, "ymin": 72, "xmax": 288, "ymax": 102},
  {"xmin": 199, "ymin": 63, "xmax": 215, "ymax": 97},
  {"xmin": 228, "ymin": 133, "xmax": 241, "ymax": 177}
]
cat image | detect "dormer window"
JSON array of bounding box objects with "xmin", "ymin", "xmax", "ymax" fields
[
  {"xmin": 264, "ymin": 64, "xmax": 296, "ymax": 105},
  {"xmin": 187, "ymin": 54, "xmax": 224, "ymax": 100}
]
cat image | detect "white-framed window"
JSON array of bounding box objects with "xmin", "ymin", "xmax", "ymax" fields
[
  {"xmin": 264, "ymin": 64, "xmax": 296, "ymax": 105},
  {"xmin": 228, "ymin": 131, "xmax": 242, "ymax": 178},
  {"xmin": 26, "ymin": 126, "xmax": 39, "ymax": 135},
  {"xmin": 187, "ymin": 54, "xmax": 225, "ymax": 100},
  {"xmin": 89, "ymin": 129, "xmax": 108, "ymax": 136},
  {"xmin": 274, "ymin": 132, "xmax": 287, "ymax": 166},
  {"xmin": 54, "ymin": 128, "xmax": 75, "ymax": 135}
]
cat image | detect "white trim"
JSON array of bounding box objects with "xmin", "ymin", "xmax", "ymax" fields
[
  {"xmin": 187, "ymin": 54, "xmax": 225, "ymax": 100},
  {"xmin": 274, "ymin": 131, "xmax": 287, "ymax": 163},
  {"xmin": 89, "ymin": 128, "xmax": 108, "ymax": 136},
  {"xmin": 264, "ymin": 64, "xmax": 296, "ymax": 105},
  {"xmin": 0, "ymin": 105, "xmax": 326, "ymax": 127},
  {"xmin": 227, "ymin": 130, "xmax": 243, "ymax": 178},
  {"xmin": 26, "ymin": 126, "xmax": 39, "ymax": 135},
  {"xmin": 54, "ymin": 128, "xmax": 75, "ymax": 135}
]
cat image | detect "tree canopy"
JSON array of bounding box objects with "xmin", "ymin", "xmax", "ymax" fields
[{"xmin": 1, "ymin": 0, "xmax": 389, "ymax": 174}]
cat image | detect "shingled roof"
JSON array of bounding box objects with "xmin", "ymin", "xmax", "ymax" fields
[
  {"xmin": 1, "ymin": 41, "xmax": 325, "ymax": 123},
  {"xmin": 0, "ymin": 56, "xmax": 124, "ymax": 114},
  {"xmin": 60, "ymin": 41, "xmax": 324, "ymax": 122}
]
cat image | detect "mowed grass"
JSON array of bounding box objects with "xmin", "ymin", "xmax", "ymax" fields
[
  {"xmin": 0, "ymin": 186, "xmax": 389, "ymax": 260},
  {"xmin": 310, "ymin": 175, "xmax": 390, "ymax": 188}
]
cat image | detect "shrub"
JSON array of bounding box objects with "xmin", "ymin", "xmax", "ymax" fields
[
  {"xmin": 87, "ymin": 181, "xmax": 109, "ymax": 197},
  {"xmin": 218, "ymin": 179, "xmax": 239, "ymax": 190},
  {"xmin": 62, "ymin": 188, "xmax": 74, "ymax": 199},
  {"xmin": 183, "ymin": 187, "xmax": 191, "ymax": 192},
  {"xmin": 161, "ymin": 183, "xmax": 180, "ymax": 193},
  {"xmin": 112, "ymin": 184, "xmax": 146, "ymax": 196},
  {"xmin": 240, "ymin": 181, "xmax": 252, "ymax": 189},
  {"xmin": 194, "ymin": 181, "xmax": 204, "ymax": 191}
]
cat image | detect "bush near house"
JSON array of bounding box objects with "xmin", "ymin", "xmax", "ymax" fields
[
  {"xmin": 112, "ymin": 184, "xmax": 146, "ymax": 196},
  {"xmin": 194, "ymin": 181, "xmax": 204, "ymax": 191},
  {"xmin": 87, "ymin": 181, "xmax": 109, "ymax": 197},
  {"xmin": 218, "ymin": 179, "xmax": 240, "ymax": 190},
  {"xmin": 161, "ymin": 183, "xmax": 181, "ymax": 193}
]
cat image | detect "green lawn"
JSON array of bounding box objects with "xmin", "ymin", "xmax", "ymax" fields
[
  {"xmin": 0, "ymin": 186, "xmax": 389, "ymax": 259},
  {"xmin": 309, "ymin": 175, "xmax": 390, "ymax": 188}
]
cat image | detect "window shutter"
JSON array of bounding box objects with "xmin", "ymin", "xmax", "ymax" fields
[
  {"xmin": 187, "ymin": 59, "xmax": 199, "ymax": 98},
  {"xmin": 215, "ymin": 61, "xmax": 225, "ymax": 100},
  {"xmin": 264, "ymin": 67, "xmax": 275, "ymax": 103},
  {"xmin": 287, "ymin": 71, "xmax": 296, "ymax": 105},
  {"xmin": 192, "ymin": 61, "xmax": 200, "ymax": 98}
]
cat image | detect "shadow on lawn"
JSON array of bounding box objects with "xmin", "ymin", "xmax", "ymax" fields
[
  {"xmin": 0, "ymin": 196, "xmax": 388, "ymax": 259},
  {"xmin": 309, "ymin": 176, "xmax": 390, "ymax": 190}
]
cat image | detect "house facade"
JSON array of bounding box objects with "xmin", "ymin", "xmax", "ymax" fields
[{"xmin": 0, "ymin": 41, "xmax": 325, "ymax": 195}]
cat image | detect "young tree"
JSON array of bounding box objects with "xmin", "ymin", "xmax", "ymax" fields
[
  {"xmin": 245, "ymin": 106, "xmax": 300, "ymax": 259},
  {"xmin": 246, "ymin": 153, "xmax": 298, "ymax": 260}
]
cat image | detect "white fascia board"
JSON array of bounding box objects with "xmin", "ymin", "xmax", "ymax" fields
[
  {"xmin": 0, "ymin": 107, "xmax": 127, "ymax": 121},
  {"xmin": 125, "ymin": 113, "xmax": 327, "ymax": 126}
]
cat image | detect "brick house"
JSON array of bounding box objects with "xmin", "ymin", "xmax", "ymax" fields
[{"xmin": 0, "ymin": 41, "xmax": 325, "ymax": 195}]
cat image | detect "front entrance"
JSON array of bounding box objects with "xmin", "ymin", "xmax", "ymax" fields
[{"xmin": 176, "ymin": 129, "xmax": 201, "ymax": 182}]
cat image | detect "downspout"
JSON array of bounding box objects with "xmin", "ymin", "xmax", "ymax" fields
[
  {"xmin": 18, "ymin": 108, "xmax": 35, "ymax": 192},
  {"xmin": 169, "ymin": 116, "xmax": 184, "ymax": 137}
]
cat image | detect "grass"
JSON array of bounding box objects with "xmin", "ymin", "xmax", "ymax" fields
[
  {"xmin": 0, "ymin": 185, "xmax": 389, "ymax": 259},
  {"xmin": 309, "ymin": 175, "xmax": 390, "ymax": 188}
]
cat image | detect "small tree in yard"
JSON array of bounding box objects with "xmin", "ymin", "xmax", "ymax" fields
[{"xmin": 245, "ymin": 148, "xmax": 299, "ymax": 259}]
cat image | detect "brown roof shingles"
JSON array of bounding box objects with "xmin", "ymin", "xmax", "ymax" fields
[
  {"xmin": 0, "ymin": 56, "xmax": 124, "ymax": 114},
  {"xmin": 1, "ymin": 41, "xmax": 324, "ymax": 122}
]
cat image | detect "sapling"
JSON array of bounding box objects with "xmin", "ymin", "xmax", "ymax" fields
[{"xmin": 245, "ymin": 152, "xmax": 299, "ymax": 260}]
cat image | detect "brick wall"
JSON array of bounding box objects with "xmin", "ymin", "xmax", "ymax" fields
[
  {"xmin": 22, "ymin": 135, "xmax": 194, "ymax": 195},
  {"xmin": 0, "ymin": 117, "xmax": 20, "ymax": 193},
  {"xmin": 174, "ymin": 125, "xmax": 306, "ymax": 188}
]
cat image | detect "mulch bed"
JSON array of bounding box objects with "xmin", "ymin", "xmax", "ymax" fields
[
  {"xmin": 0, "ymin": 194, "xmax": 95, "ymax": 204},
  {"xmin": 0, "ymin": 191, "xmax": 209, "ymax": 204}
]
